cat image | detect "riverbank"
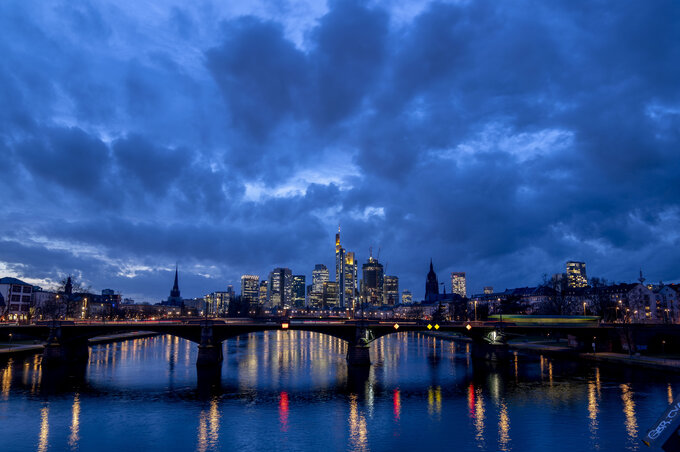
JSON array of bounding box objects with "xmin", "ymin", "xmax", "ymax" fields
[
  {"xmin": 423, "ymin": 331, "xmax": 680, "ymax": 373},
  {"xmin": 0, "ymin": 331, "xmax": 159, "ymax": 357}
]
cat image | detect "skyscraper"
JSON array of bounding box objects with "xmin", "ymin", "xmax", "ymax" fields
[
  {"xmin": 335, "ymin": 228, "xmax": 357, "ymax": 309},
  {"xmin": 258, "ymin": 281, "xmax": 268, "ymax": 306},
  {"xmin": 292, "ymin": 275, "xmax": 306, "ymax": 307},
  {"xmin": 322, "ymin": 281, "xmax": 340, "ymax": 308},
  {"xmin": 425, "ymin": 259, "xmax": 439, "ymax": 303},
  {"xmin": 401, "ymin": 290, "xmax": 412, "ymax": 304},
  {"xmin": 450, "ymin": 272, "xmax": 466, "ymax": 297},
  {"xmin": 566, "ymin": 261, "xmax": 587, "ymax": 288},
  {"xmin": 361, "ymin": 256, "xmax": 384, "ymax": 305},
  {"xmin": 383, "ymin": 275, "xmax": 399, "ymax": 305},
  {"xmin": 241, "ymin": 275, "xmax": 259, "ymax": 308},
  {"xmin": 268, "ymin": 268, "xmax": 293, "ymax": 308},
  {"xmin": 312, "ymin": 264, "xmax": 329, "ymax": 293}
]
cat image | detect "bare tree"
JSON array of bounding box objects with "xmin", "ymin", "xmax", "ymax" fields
[
  {"xmin": 537, "ymin": 274, "xmax": 577, "ymax": 315},
  {"xmin": 588, "ymin": 277, "xmax": 618, "ymax": 322},
  {"xmin": 56, "ymin": 276, "xmax": 92, "ymax": 319}
]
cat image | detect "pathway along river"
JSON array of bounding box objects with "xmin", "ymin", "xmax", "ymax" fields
[{"xmin": 1, "ymin": 331, "xmax": 678, "ymax": 451}]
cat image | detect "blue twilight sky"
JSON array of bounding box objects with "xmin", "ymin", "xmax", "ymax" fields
[{"xmin": 0, "ymin": 0, "xmax": 679, "ymax": 302}]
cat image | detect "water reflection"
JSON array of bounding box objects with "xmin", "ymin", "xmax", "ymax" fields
[
  {"xmin": 197, "ymin": 398, "xmax": 220, "ymax": 452},
  {"xmin": 69, "ymin": 393, "xmax": 80, "ymax": 449},
  {"xmin": 620, "ymin": 383, "xmax": 639, "ymax": 449},
  {"xmin": 348, "ymin": 394, "xmax": 368, "ymax": 452},
  {"xmin": 0, "ymin": 332, "xmax": 678, "ymax": 451},
  {"xmin": 2, "ymin": 357, "xmax": 12, "ymax": 400},
  {"xmin": 427, "ymin": 385, "xmax": 442, "ymax": 418},
  {"xmin": 668, "ymin": 383, "xmax": 674, "ymax": 405},
  {"xmin": 498, "ymin": 400, "xmax": 511, "ymax": 451},
  {"xmin": 393, "ymin": 389, "xmax": 400, "ymax": 422},
  {"xmin": 279, "ymin": 391, "xmax": 289, "ymax": 432},
  {"xmin": 587, "ymin": 379, "xmax": 599, "ymax": 446},
  {"xmin": 474, "ymin": 386, "xmax": 486, "ymax": 448},
  {"xmin": 38, "ymin": 404, "xmax": 49, "ymax": 452}
]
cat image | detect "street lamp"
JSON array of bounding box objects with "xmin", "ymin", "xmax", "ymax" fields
[{"xmin": 583, "ymin": 301, "xmax": 587, "ymax": 316}]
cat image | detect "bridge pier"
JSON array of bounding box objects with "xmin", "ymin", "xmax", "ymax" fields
[
  {"xmin": 196, "ymin": 322, "xmax": 223, "ymax": 368},
  {"xmin": 346, "ymin": 345, "xmax": 371, "ymax": 366},
  {"xmin": 196, "ymin": 344, "xmax": 223, "ymax": 367}
]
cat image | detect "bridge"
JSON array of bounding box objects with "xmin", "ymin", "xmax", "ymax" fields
[{"xmin": 1, "ymin": 319, "xmax": 678, "ymax": 369}]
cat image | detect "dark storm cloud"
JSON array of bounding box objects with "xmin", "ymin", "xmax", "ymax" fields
[
  {"xmin": 0, "ymin": 0, "xmax": 679, "ymax": 299},
  {"xmin": 15, "ymin": 127, "xmax": 112, "ymax": 196},
  {"xmin": 206, "ymin": 17, "xmax": 309, "ymax": 140}
]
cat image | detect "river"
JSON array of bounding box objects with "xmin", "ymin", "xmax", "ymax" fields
[{"xmin": 0, "ymin": 331, "xmax": 678, "ymax": 451}]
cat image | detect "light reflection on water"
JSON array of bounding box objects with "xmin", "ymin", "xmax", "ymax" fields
[{"xmin": 0, "ymin": 332, "xmax": 678, "ymax": 451}]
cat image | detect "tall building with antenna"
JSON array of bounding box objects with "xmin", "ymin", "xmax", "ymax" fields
[{"xmin": 335, "ymin": 227, "xmax": 357, "ymax": 309}]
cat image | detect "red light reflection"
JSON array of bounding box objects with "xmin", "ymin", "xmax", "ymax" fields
[
  {"xmin": 393, "ymin": 389, "xmax": 401, "ymax": 421},
  {"xmin": 468, "ymin": 383, "xmax": 475, "ymax": 418},
  {"xmin": 279, "ymin": 391, "xmax": 289, "ymax": 432}
]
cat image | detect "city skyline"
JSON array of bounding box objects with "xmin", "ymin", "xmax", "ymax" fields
[{"xmin": 1, "ymin": 1, "xmax": 679, "ymax": 302}]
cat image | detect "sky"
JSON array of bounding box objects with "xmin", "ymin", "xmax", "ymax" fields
[{"xmin": 1, "ymin": 0, "xmax": 679, "ymax": 303}]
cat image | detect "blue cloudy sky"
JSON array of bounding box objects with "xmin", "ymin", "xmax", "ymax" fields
[{"xmin": 1, "ymin": 0, "xmax": 679, "ymax": 302}]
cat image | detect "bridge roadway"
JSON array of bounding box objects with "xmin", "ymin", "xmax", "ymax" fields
[{"xmin": 1, "ymin": 319, "xmax": 678, "ymax": 368}]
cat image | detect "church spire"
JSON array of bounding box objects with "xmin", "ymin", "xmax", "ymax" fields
[
  {"xmin": 169, "ymin": 264, "xmax": 181, "ymax": 300},
  {"xmin": 425, "ymin": 259, "xmax": 439, "ymax": 302}
]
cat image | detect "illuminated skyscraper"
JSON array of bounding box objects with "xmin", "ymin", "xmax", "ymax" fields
[
  {"xmin": 450, "ymin": 272, "xmax": 466, "ymax": 297},
  {"xmin": 566, "ymin": 261, "xmax": 587, "ymax": 288},
  {"xmin": 383, "ymin": 275, "xmax": 399, "ymax": 305},
  {"xmin": 401, "ymin": 290, "xmax": 412, "ymax": 304},
  {"xmin": 292, "ymin": 275, "xmax": 306, "ymax": 307},
  {"xmin": 241, "ymin": 275, "xmax": 260, "ymax": 308},
  {"xmin": 335, "ymin": 228, "xmax": 357, "ymax": 309},
  {"xmin": 424, "ymin": 259, "xmax": 439, "ymax": 302},
  {"xmin": 258, "ymin": 281, "xmax": 268, "ymax": 305},
  {"xmin": 361, "ymin": 255, "xmax": 384, "ymax": 305},
  {"xmin": 312, "ymin": 264, "xmax": 329, "ymax": 293},
  {"xmin": 268, "ymin": 268, "xmax": 292, "ymax": 308},
  {"xmin": 322, "ymin": 281, "xmax": 340, "ymax": 307}
]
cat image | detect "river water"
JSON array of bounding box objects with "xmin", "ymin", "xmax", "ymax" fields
[{"xmin": 0, "ymin": 331, "xmax": 678, "ymax": 451}]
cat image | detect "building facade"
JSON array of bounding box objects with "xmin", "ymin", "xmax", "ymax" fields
[
  {"xmin": 312, "ymin": 264, "xmax": 329, "ymax": 293},
  {"xmin": 451, "ymin": 272, "xmax": 466, "ymax": 297},
  {"xmin": 258, "ymin": 281, "xmax": 268, "ymax": 306},
  {"xmin": 292, "ymin": 275, "xmax": 306, "ymax": 307},
  {"xmin": 240, "ymin": 275, "xmax": 260, "ymax": 308},
  {"xmin": 383, "ymin": 275, "xmax": 399, "ymax": 305},
  {"xmin": 322, "ymin": 281, "xmax": 340, "ymax": 308},
  {"xmin": 361, "ymin": 256, "xmax": 384, "ymax": 305},
  {"xmin": 335, "ymin": 229, "xmax": 357, "ymax": 309},
  {"xmin": 268, "ymin": 268, "xmax": 292, "ymax": 309},
  {"xmin": 0, "ymin": 277, "xmax": 33, "ymax": 322},
  {"xmin": 566, "ymin": 261, "xmax": 587, "ymax": 288}
]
